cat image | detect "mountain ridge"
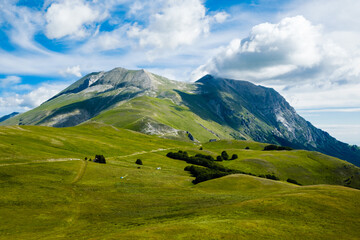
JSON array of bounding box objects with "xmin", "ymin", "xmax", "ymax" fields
[
  {"xmin": 0, "ymin": 112, "xmax": 19, "ymax": 122},
  {"xmin": 2, "ymin": 67, "xmax": 359, "ymax": 166}
]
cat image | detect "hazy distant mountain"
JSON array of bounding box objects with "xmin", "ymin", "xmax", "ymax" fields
[
  {"xmin": 2, "ymin": 67, "xmax": 359, "ymax": 166},
  {"xmin": 0, "ymin": 112, "xmax": 19, "ymax": 123}
]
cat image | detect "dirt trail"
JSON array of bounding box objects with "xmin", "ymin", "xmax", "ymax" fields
[
  {"xmin": 117, "ymin": 148, "xmax": 174, "ymax": 158},
  {"xmin": 0, "ymin": 158, "xmax": 81, "ymax": 167},
  {"xmin": 71, "ymin": 160, "xmax": 88, "ymax": 184},
  {"xmin": 0, "ymin": 148, "xmax": 176, "ymax": 167}
]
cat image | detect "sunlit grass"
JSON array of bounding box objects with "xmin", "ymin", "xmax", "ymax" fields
[{"xmin": 0, "ymin": 124, "xmax": 359, "ymax": 239}]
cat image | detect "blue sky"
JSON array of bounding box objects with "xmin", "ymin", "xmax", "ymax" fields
[{"xmin": 0, "ymin": 0, "xmax": 359, "ymax": 145}]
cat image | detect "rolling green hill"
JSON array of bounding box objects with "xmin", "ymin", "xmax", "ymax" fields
[{"xmin": 0, "ymin": 124, "xmax": 360, "ymax": 239}]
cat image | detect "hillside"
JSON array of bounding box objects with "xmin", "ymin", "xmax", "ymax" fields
[
  {"xmin": 0, "ymin": 112, "xmax": 19, "ymax": 122},
  {"xmin": 2, "ymin": 67, "xmax": 359, "ymax": 166},
  {"xmin": 0, "ymin": 124, "xmax": 360, "ymax": 239}
]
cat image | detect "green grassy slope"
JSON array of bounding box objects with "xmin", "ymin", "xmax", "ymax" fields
[
  {"xmin": 90, "ymin": 95, "xmax": 237, "ymax": 142},
  {"xmin": 0, "ymin": 123, "xmax": 193, "ymax": 164},
  {"xmin": 202, "ymin": 140, "xmax": 360, "ymax": 189},
  {"xmin": 1, "ymin": 125, "xmax": 360, "ymax": 239}
]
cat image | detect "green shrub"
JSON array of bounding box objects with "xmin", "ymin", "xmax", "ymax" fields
[
  {"xmin": 231, "ymin": 154, "xmax": 238, "ymax": 160},
  {"xmin": 166, "ymin": 151, "xmax": 189, "ymax": 160},
  {"xmin": 167, "ymin": 151, "xmax": 237, "ymax": 172},
  {"xmin": 184, "ymin": 165, "xmax": 229, "ymax": 184},
  {"xmin": 287, "ymin": 178, "xmax": 301, "ymax": 185},
  {"xmin": 168, "ymin": 151, "xmax": 254, "ymax": 184},
  {"xmin": 221, "ymin": 151, "xmax": 229, "ymax": 160},
  {"xmin": 195, "ymin": 153, "xmax": 214, "ymax": 161},
  {"xmin": 264, "ymin": 145, "xmax": 293, "ymax": 151},
  {"xmin": 259, "ymin": 174, "xmax": 279, "ymax": 180},
  {"xmin": 94, "ymin": 155, "xmax": 106, "ymax": 164},
  {"xmin": 135, "ymin": 159, "xmax": 143, "ymax": 165},
  {"xmin": 263, "ymin": 145, "xmax": 278, "ymax": 151}
]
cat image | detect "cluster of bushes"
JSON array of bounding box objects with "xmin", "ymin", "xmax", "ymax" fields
[
  {"xmin": 167, "ymin": 150, "xmax": 283, "ymax": 184},
  {"xmin": 184, "ymin": 165, "xmax": 230, "ymax": 184},
  {"xmin": 195, "ymin": 153, "xmax": 215, "ymax": 161},
  {"xmin": 216, "ymin": 151, "xmax": 238, "ymax": 161},
  {"xmin": 167, "ymin": 151, "xmax": 246, "ymax": 184},
  {"xmin": 263, "ymin": 145, "xmax": 293, "ymax": 151},
  {"xmin": 287, "ymin": 178, "xmax": 301, "ymax": 185},
  {"xmin": 166, "ymin": 150, "xmax": 189, "ymax": 160},
  {"xmin": 166, "ymin": 150, "xmax": 239, "ymax": 162},
  {"xmin": 85, "ymin": 155, "xmax": 106, "ymax": 163},
  {"xmin": 258, "ymin": 174, "xmax": 280, "ymax": 180},
  {"xmin": 166, "ymin": 151, "xmax": 236, "ymax": 173}
]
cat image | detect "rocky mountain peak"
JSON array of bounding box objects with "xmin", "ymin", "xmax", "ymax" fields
[{"xmin": 49, "ymin": 68, "xmax": 165, "ymax": 101}]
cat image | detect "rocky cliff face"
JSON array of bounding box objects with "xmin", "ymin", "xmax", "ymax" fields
[
  {"xmin": 2, "ymin": 68, "xmax": 359, "ymax": 166},
  {"xmin": 191, "ymin": 75, "xmax": 360, "ymax": 166},
  {"xmin": 49, "ymin": 67, "xmax": 165, "ymax": 100}
]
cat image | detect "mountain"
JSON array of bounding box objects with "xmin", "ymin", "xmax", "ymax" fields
[
  {"xmin": 2, "ymin": 67, "xmax": 360, "ymax": 166},
  {"xmin": 0, "ymin": 112, "xmax": 19, "ymax": 122}
]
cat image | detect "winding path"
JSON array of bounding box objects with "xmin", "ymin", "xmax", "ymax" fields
[
  {"xmin": 116, "ymin": 148, "xmax": 174, "ymax": 158},
  {"xmin": 0, "ymin": 148, "xmax": 175, "ymax": 167},
  {"xmin": 71, "ymin": 160, "xmax": 88, "ymax": 184},
  {"xmin": 0, "ymin": 158, "xmax": 81, "ymax": 167}
]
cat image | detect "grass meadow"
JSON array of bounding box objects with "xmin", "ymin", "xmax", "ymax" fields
[{"xmin": 1, "ymin": 124, "xmax": 359, "ymax": 239}]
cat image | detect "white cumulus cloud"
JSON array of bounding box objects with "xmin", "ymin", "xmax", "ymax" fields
[
  {"xmin": 127, "ymin": 0, "xmax": 211, "ymax": 50},
  {"xmin": 45, "ymin": 0, "xmax": 105, "ymax": 39},
  {"xmin": 20, "ymin": 83, "xmax": 65, "ymax": 108},
  {"xmin": 60, "ymin": 65, "xmax": 82, "ymax": 77},
  {"xmin": 80, "ymin": 25, "xmax": 130, "ymax": 52},
  {"xmin": 192, "ymin": 16, "xmax": 329, "ymax": 81},
  {"xmin": 213, "ymin": 12, "xmax": 229, "ymax": 24},
  {"xmin": 0, "ymin": 82, "xmax": 67, "ymax": 116}
]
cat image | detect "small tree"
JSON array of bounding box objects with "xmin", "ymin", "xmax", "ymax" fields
[
  {"xmin": 94, "ymin": 155, "xmax": 106, "ymax": 164},
  {"xmin": 199, "ymin": 147, "xmax": 203, "ymax": 150},
  {"xmin": 264, "ymin": 145, "xmax": 278, "ymax": 151},
  {"xmin": 231, "ymin": 154, "xmax": 238, "ymax": 160},
  {"xmin": 221, "ymin": 151, "xmax": 229, "ymax": 160},
  {"xmin": 287, "ymin": 178, "xmax": 301, "ymax": 185},
  {"xmin": 135, "ymin": 159, "xmax": 143, "ymax": 165},
  {"xmin": 216, "ymin": 156, "xmax": 223, "ymax": 161},
  {"xmin": 245, "ymin": 147, "xmax": 250, "ymax": 150}
]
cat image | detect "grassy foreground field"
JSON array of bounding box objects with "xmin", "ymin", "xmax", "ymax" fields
[{"xmin": 0, "ymin": 124, "xmax": 359, "ymax": 239}]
